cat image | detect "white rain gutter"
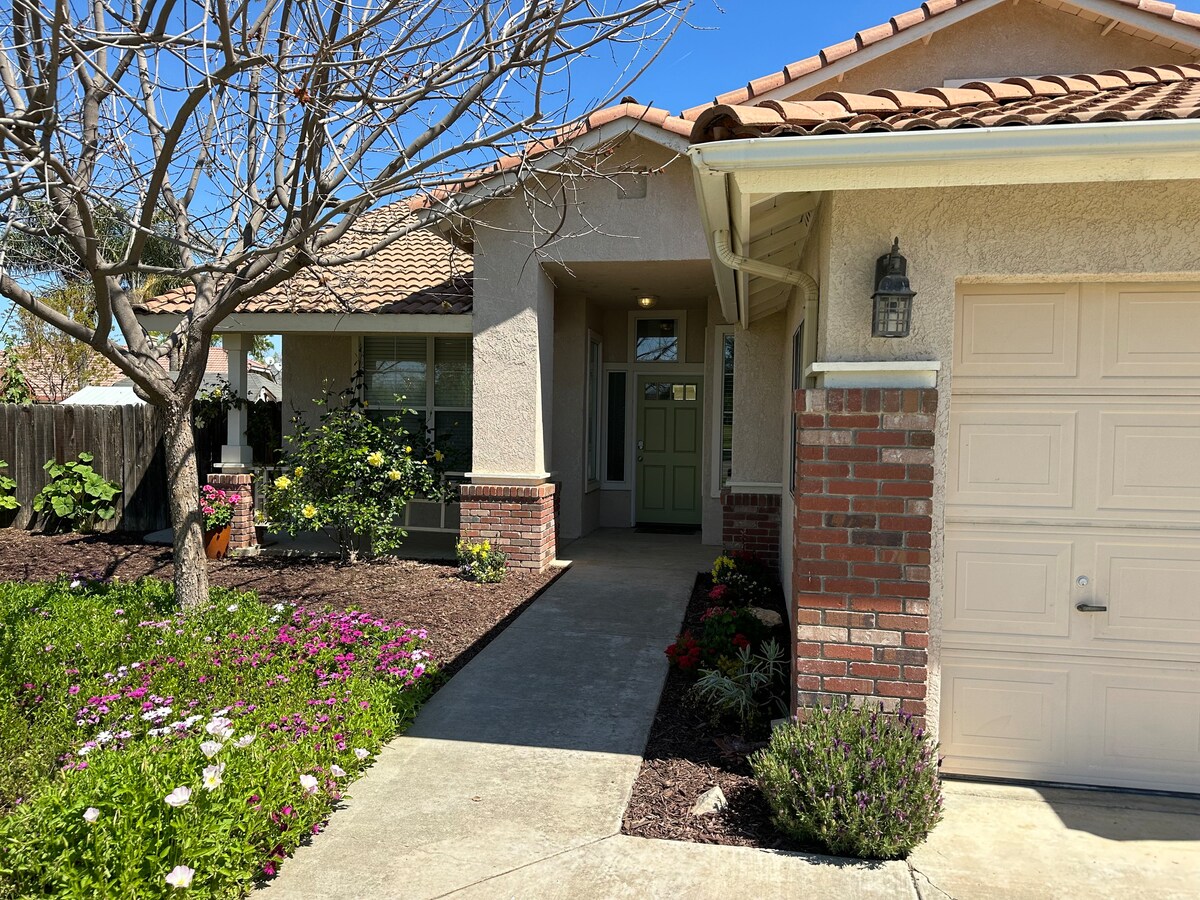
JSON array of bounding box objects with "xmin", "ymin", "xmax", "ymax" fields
[{"xmin": 713, "ymin": 229, "xmax": 817, "ymax": 329}]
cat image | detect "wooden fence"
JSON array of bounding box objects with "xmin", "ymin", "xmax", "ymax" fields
[{"xmin": 0, "ymin": 403, "xmax": 169, "ymax": 533}]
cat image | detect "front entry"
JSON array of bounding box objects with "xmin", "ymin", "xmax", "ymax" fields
[{"xmin": 636, "ymin": 376, "xmax": 702, "ymax": 525}]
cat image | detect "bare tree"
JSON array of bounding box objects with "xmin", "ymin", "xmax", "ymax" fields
[{"xmin": 0, "ymin": 0, "xmax": 690, "ymax": 607}]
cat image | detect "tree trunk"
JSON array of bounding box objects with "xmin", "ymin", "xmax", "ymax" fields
[{"xmin": 162, "ymin": 401, "xmax": 210, "ymax": 608}]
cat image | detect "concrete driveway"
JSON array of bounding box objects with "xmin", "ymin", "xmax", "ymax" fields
[{"xmin": 264, "ymin": 529, "xmax": 1200, "ymax": 899}]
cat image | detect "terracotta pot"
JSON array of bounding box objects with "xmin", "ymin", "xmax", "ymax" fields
[{"xmin": 204, "ymin": 526, "xmax": 231, "ymax": 559}]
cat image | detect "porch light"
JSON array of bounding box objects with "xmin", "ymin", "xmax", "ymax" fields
[
  {"xmin": 871, "ymin": 238, "xmax": 916, "ymax": 338},
  {"xmin": 637, "ymin": 295, "xmax": 658, "ymax": 309}
]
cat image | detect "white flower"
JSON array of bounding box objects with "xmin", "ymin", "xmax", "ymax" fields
[
  {"xmin": 201, "ymin": 763, "xmax": 224, "ymax": 791},
  {"xmin": 148, "ymin": 727, "xmax": 170, "ymax": 737},
  {"xmin": 165, "ymin": 865, "xmax": 194, "ymax": 889},
  {"xmin": 299, "ymin": 774, "xmax": 319, "ymax": 795},
  {"xmin": 164, "ymin": 786, "xmax": 192, "ymax": 808},
  {"xmin": 200, "ymin": 740, "xmax": 223, "ymax": 759},
  {"xmin": 269, "ymin": 615, "xmax": 279, "ymax": 623},
  {"xmin": 83, "ymin": 807, "xmax": 100, "ymax": 823},
  {"xmin": 329, "ymin": 764, "xmax": 347, "ymax": 778},
  {"xmin": 184, "ymin": 715, "xmax": 203, "ymax": 727},
  {"xmin": 273, "ymin": 603, "xmax": 285, "ymax": 612},
  {"xmin": 69, "ymin": 579, "xmax": 83, "ymax": 589},
  {"xmin": 234, "ymin": 733, "xmax": 255, "ymax": 748},
  {"xmin": 214, "ymin": 708, "xmax": 230, "ymax": 716},
  {"xmin": 354, "ymin": 748, "xmax": 370, "ymax": 761},
  {"xmin": 226, "ymin": 603, "xmax": 238, "ymax": 612},
  {"xmin": 205, "ymin": 717, "xmax": 234, "ymax": 740},
  {"xmin": 95, "ymin": 731, "xmax": 113, "ymax": 745},
  {"xmin": 78, "ymin": 744, "xmax": 94, "ymax": 757}
]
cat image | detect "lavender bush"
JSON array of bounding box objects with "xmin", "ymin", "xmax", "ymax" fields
[
  {"xmin": 0, "ymin": 576, "xmax": 436, "ymax": 896},
  {"xmin": 750, "ymin": 702, "xmax": 943, "ymax": 859}
]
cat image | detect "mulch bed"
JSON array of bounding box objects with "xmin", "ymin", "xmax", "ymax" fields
[
  {"xmin": 0, "ymin": 530, "xmax": 557, "ymax": 680},
  {"xmin": 622, "ymin": 573, "xmax": 808, "ymax": 851}
]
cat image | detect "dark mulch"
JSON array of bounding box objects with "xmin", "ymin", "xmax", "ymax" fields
[
  {"xmin": 622, "ymin": 573, "xmax": 809, "ymax": 851},
  {"xmin": 0, "ymin": 530, "xmax": 557, "ymax": 679}
]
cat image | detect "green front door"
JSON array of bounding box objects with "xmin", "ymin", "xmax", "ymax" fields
[{"xmin": 636, "ymin": 376, "xmax": 703, "ymax": 525}]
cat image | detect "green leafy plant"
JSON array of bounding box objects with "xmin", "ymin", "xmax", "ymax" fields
[
  {"xmin": 0, "ymin": 350, "xmax": 33, "ymax": 404},
  {"xmin": 0, "ymin": 576, "xmax": 435, "ymax": 896},
  {"xmin": 666, "ymin": 605, "xmax": 766, "ymax": 675},
  {"xmin": 0, "ymin": 460, "xmax": 17, "ymax": 511},
  {"xmin": 31, "ymin": 453, "xmax": 121, "ymax": 532},
  {"xmin": 456, "ymin": 539, "xmax": 507, "ymax": 583},
  {"xmin": 264, "ymin": 376, "xmax": 448, "ymax": 563},
  {"xmin": 751, "ymin": 702, "xmax": 944, "ymax": 860},
  {"xmin": 691, "ymin": 638, "xmax": 787, "ymax": 731}
]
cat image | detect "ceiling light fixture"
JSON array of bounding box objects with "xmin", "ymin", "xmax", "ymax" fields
[{"xmin": 637, "ymin": 295, "xmax": 658, "ymax": 309}]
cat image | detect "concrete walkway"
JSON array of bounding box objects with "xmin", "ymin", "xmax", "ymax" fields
[{"xmin": 267, "ymin": 529, "xmax": 1200, "ymax": 899}]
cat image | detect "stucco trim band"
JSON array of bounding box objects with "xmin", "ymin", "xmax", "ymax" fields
[{"xmin": 808, "ymin": 361, "xmax": 941, "ymax": 389}]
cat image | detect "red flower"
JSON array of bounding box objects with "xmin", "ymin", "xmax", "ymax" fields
[{"xmin": 732, "ymin": 633, "xmax": 750, "ymax": 650}]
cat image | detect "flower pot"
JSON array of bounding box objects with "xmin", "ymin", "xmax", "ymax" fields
[{"xmin": 204, "ymin": 526, "xmax": 231, "ymax": 559}]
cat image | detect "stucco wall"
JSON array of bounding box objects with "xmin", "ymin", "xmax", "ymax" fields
[
  {"xmin": 731, "ymin": 309, "xmax": 787, "ymax": 485},
  {"xmin": 819, "ymin": 177, "xmax": 1200, "ymax": 731},
  {"xmin": 281, "ymin": 334, "xmax": 356, "ymax": 433},
  {"xmin": 797, "ymin": 1, "xmax": 1195, "ymax": 100}
]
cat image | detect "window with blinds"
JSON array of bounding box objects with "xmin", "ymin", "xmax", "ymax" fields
[{"xmin": 362, "ymin": 335, "xmax": 472, "ymax": 473}]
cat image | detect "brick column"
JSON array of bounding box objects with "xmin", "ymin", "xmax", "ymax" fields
[
  {"xmin": 459, "ymin": 482, "xmax": 557, "ymax": 572},
  {"xmin": 792, "ymin": 388, "xmax": 936, "ymax": 724},
  {"xmin": 721, "ymin": 490, "xmax": 782, "ymax": 569},
  {"xmin": 207, "ymin": 473, "xmax": 255, "ymax": 551}
]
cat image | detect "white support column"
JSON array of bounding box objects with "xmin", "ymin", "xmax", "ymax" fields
[{"xmin": 219, "ymin": 333, "xmax": 254, "ymax": 471}]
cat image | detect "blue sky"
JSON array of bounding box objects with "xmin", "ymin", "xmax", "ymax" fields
[{"xmin": 615, "ymin": 0, "xmax": 908, "ymax": 113}]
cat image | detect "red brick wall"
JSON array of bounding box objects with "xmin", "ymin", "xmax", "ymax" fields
[
  {"xmin": 721, "ymin": 491, "xmax": 781, "ymax": 569},
  {"xmin": 459, "ymin": 482, "xmax": 557, "ymax": 572},
  {"xmin": 207, "ymin": 472, "xmax": 255, "ymax": 551},
  {"xmin": 792, "ymin": 388, "xmax": 936, "ymax": 724}
]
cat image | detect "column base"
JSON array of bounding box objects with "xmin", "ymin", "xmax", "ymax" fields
[
  {"xmin": 459, "ymin": 482, "xmax": 558, "ymax": 573},
  {"xmin": 721, "ymin": 488, "xmax": 782, "ymax": 569},
  {"xmin": 207, "ymin": 473, "xmax": 256, "ymax": 551}
]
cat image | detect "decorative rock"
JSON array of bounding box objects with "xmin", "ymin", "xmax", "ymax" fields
[
  {"xmin": 690, "ymin": 786, "xmax": 728, "ymax": 817},
  {"xmin": 749, "ymin": 606, "xmax": 783, "ymax": 627}
]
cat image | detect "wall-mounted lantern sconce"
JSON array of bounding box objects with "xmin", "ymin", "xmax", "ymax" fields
[
  {"xmin": 871, "ymin": 238, "xmax": 916, "ymax": 338},
  {"xmin": 637, "ymin": 295, "xmax": 658, "ymax": 309}
]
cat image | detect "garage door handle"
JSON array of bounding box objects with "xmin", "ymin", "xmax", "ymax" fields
[{"xmin": 1075, "ymin": 601, "xmax": 1108, "ymax": 613}]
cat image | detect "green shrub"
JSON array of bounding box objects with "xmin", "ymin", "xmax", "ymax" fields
[
  {"xmin": 690, "ymin": 638, "xmax": 786, "ymax": 730},
  {"xmin": 0, "ymin": 577, "xmax": 435, "ymax": 896},
  {"xmin": 665, "ymin": 605, "xmax": 765, "ymax": 674},
  {"xmin": 31, "ymin": 453, "xmax": 121, "ymax": 532},
  {"xmin": 710, "ymin": 550, "xmax": 774, "ymax": 606},
  {"xmin": 0, "ymin": 460, "xmax": 17, "ymax": 511},
  {"xmin": 750, "ymin": 702, "xmax": 943, "ymax": 860},
  {"xmin": 264, "ymin": 377, "xmax": 449, "ymax": 562},
  {"xmin": 456, "ymin": 539, "xmax": 507, "ymax": 583}
]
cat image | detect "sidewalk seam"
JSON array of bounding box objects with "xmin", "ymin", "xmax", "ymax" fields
[{"xmin": 428, "ymin": 833, "xmax": 619, "ymax": 899}]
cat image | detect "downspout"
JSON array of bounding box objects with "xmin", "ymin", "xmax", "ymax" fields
[{"xmin": 713, "ymin": 229, "xmax": 818, "ymax": 328}]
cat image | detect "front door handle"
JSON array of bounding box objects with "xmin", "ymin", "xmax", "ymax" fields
[{"xmin": 1075, "ymin": 601, "xmax": 1108, "ymax": 613}]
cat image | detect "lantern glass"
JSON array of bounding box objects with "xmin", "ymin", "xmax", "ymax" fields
[{"xmin": 872, "ymin": 292, "xmax": 913, "ymax": 338}]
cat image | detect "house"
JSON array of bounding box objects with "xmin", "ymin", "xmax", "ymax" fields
[
  {"xmin": 137, "ymin": 0, "xmax": 1200, "ymax": 797},
  {"xmin": 62, "ymin": 349, "xmax": 281, "ymax": 405}
]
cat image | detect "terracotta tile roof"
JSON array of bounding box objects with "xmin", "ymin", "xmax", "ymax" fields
[
  {"xmin": 689, "ymin": 64, "xmax": 1200, "ymax": 141},
  {"xmin": 681, "ymin": 0, "xmax": 1200, "ymax": 120},
  {"xmin": 137, "ymin": 205, "xmax": 472, "ymax": 317}
]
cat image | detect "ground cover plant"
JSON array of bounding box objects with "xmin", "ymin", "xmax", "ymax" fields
[{"xmin": 0, "ymin": 575, "xmax": 436, "ymax": 897}]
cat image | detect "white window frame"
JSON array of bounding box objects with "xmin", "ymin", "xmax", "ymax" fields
[
  {"xmin": 360, "ymin": 334, "xmax": 472, "ymax": 532},
  {"xmin": 628, "ymin": 309, "xmax": 689, "ymax": 365},
  {"xmin": 585, "ymin": 330, "xmax": 603, "ymax": 492},
  {"xmin": 710, "ymin": 324, "xmax": 736, "ymax": 498},
  {"xmin": 600, "ymin": 363, "xmax": 632, "ymax": 490}
]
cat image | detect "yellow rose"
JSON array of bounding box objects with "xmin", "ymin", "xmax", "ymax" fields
[
  {"xmin": 403, "ymin": 445, "xmax": 412, "ymax": 455},
  {"xmin": 294, "ymin": 466, "xmax": 305, "ymax": 478},
  {"xmin": 366, "ymin": 451, "xmax": 384, "ymax": 467},
  {"xmin": 274, "ymin": 475, "xmax": 292, "ymax": 490},
  {"xmin": 302, "ymin": 504, "xmax": 317, "ymax": 519},
  {"xmin": 433, "ymin": 450, "xmax": 445, "ymax": 463},
  {"xmin": 387, "ymin": 469, "xmax": 402, "ymax": 481}
]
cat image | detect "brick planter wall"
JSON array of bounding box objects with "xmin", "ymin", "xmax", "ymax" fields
[
  {"xmin": 459, "ymin": 482, "xmax": 558, "ymax": 572},
  {"xmin": 792, "ymin": 388, "xmax": 936, "ymax": 724},
  {"xmin": 207, "ymin": 472, "xmax": 255, "ymax": 551},
  {"xmin": 721, "ymin": 490, "xmax": 782, "ymax": 569}
]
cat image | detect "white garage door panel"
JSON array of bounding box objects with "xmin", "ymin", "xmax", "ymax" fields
[
  {"xmin": 947, "ymin": 282, "xmax": 1200, "ymax": 794},
  {"xmin": 944, "ymin": 535, "xmax": 1072, "ymax": 638},
  {"xmin": 948, "ymin": 410, "xmax": 1077, "ymax": 509}
]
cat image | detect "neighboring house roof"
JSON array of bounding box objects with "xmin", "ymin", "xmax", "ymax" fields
[
  {"xmin": 136, "ymin": 208, "xmax": 472, "ymax": 317},
  {"xmin": 689, "ymin": 63, "xmax": 1200, "ymax": 140},
  {"xmin": 64, "ymin": 371, "xmax": 281, "ymax": 405},
  {"xmin": 680, "ymin": 0, "xmax": 1200, "ymax": 118}
]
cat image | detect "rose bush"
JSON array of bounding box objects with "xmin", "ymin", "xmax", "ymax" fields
[{"xmin": 0, "ymin": 575, "xmax": 436, "ymax": 897}]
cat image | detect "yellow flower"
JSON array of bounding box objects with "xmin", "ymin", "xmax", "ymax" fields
[
  {"xmin": 387, "ymin": 469, "xmax": 402, "ymax": 481},
  {"xmin": 302, "ymin": 504, "xmax": 317, "ymax": 519},
  {"xmin": 433, "ymin": 450, "xmax": 445, "ymax": 463},
  {"xmin": 366, "ymin": 451, "xmax": 384, "ymax": 467},
  {"xmin": 294, "ymin": 466, "xmax": 305, "ymax": 478},
  {"xmin": 274, "ymin": 475, "xmax": 292, "ymax": 490},
  {"xmin": 403, "ymin": 445, "xmax": 412, "ymax": 455}
]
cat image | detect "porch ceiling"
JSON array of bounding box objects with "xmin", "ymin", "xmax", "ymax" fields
[
  {"xmin": 733, "ymin": 192, "xmax": 819, "ymax": 324},
  {"xmin": 545, "ymin": 259, "xmax": 715, "ymax": 309}
]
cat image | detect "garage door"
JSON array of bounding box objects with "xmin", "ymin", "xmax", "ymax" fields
[{"xmin": 942, "ymin": 282, "xmax": 1200, "ymax": 793}]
